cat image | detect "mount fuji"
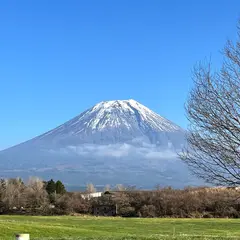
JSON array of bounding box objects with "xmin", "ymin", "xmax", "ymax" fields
[{"xmin": 0, "ymin": 100, "xmax": 199, "ymax": 188}]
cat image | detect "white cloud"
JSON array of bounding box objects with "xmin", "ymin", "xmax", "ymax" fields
[{"xmin": 49, "ymin": 143, "xmax": 178, "ymax": 161}]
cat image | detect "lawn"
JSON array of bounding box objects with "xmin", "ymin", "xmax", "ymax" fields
[{"xmin": 0, "ymin": 215, "xmax": 239, "ymax": 240}]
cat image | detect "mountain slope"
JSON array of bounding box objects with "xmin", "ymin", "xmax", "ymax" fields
[
  {"xmin": 29, "ymin": 99, "xmax": 185, "ymax": 148},
  {"xmin": 0, "ymin": 100, "xmax": 199, "ymax": 188}
]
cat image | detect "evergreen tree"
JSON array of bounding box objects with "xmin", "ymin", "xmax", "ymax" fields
[
  {"xmin": 55, "ymin": 180, "xmax": 66, "ymax": 195},
  {"xmin": 45, "ymin": 179, "xmax": 56, "ymax": 194}
]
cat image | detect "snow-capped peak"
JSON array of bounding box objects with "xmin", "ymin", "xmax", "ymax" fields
[
  {"xmin": 34, "ymin": 99, "xmax": 184, "ymax": 146},
  {"xmin": 86, "ymin": 99, "xmax": 182, "ymax": 132}
]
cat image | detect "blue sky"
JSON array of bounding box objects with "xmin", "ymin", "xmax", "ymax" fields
[{"xmin": 0, "ymin": 0, "xmax": 240, "ymax": 150}]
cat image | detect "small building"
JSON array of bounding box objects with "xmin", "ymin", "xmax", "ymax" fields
[
  {"xmin": 93, "ymin": 204, "xmax": 117, "ymax": 216},
  {"xmin": 81, "ymin": 192, "xmax": 103, "ymax": 200}
]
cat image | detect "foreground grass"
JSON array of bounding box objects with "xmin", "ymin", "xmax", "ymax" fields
[{"xmin": 0, "ymin": 215, "xmax": 239, "ymax": 240}]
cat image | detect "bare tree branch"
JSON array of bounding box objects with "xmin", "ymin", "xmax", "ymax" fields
[{"xmin": 180, "ymin": 24, "xmax": 240, "ymax": 186}]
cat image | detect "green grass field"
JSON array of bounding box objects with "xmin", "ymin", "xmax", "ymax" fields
[{"xmin": 0, "ymin": 215, "xmax": 239, "ymax": 240}]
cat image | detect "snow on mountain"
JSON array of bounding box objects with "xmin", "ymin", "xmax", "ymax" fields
[
  {"xmin": 32, "ymin": 99, "xmax": 185, "ymax": 148},
  {"xmin": 0, "ymin": 99, "xmax": 200, "ymax": 188}
]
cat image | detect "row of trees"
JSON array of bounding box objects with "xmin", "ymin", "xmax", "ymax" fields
[
  {"xmin": 0, "ymin": 177, "xmax": 239, "ymax": 218},
  {"xmin": 0, "ymin": 177, "xmax": 48, "ymax": 211},
  {"xmin": 92, "ymin": 186, "xmax": 240, "ymax": 218},
  {"xmin": 0, "ymin": 177, "xmax": 67, "ymax": 213}
]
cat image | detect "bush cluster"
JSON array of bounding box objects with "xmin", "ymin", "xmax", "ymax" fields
[{"xmin": 0, "ymin": 178, "xmax": 239, "ymax": 218}]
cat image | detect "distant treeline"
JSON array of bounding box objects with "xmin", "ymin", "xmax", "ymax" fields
[{"xmin": 0, "ymin": 177, "xmax": 239, "ymax": 218}]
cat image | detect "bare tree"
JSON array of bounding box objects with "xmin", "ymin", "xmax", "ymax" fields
[
  {"xmin": 114, "ymin": 184, "xmax": 126, "ymax": 191},
  {"xmin": 86, "ymin": 183, "xmax": 96, "ymax": 193},
  {"xmin": 181, "ymin": 24, "xmax": 240, "ymax": 186},
  {"xmin": 3, "ymin": 178, "xmax": 25, "ymax": 209},
  {"xmin": 104, "ymin": 184, "xmax": 111, "ymax": 192},
  {"xmin": 24, "ymin": 177, "xmax": 49, "ymax": 209}
]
